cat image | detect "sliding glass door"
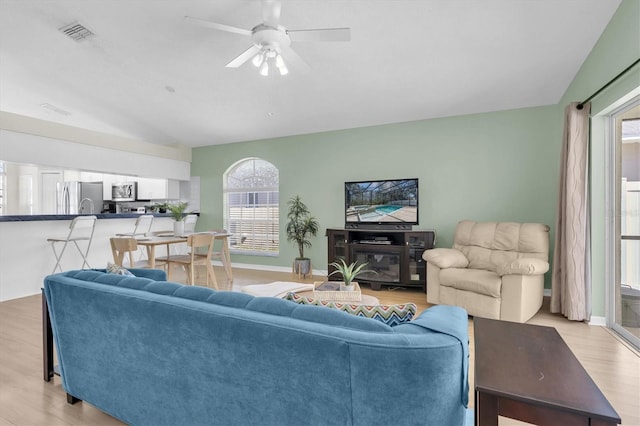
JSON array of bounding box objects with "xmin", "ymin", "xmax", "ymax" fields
[{"xmin": 609, "ymin": 96, "xmax": 640, "ymax": 349}]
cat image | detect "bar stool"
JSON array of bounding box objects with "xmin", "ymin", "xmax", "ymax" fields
[
  {"xmin": 184, "ymin": 214, "xmax": 198, "ymax": 234},
  {"xmin": 47, "ymin": 216, "xmax": 97, "ymax": 273},
  {"xmin": 116, "ymin": 214, "xmax": 154, "ymax": 260},
  {"xmin": 116, "ymin": 214, "xmax": 154, "ymax": 237}
]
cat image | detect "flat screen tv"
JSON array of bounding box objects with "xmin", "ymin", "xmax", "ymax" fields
[{"xmin": 345, "ymin": 178, "xmax": 419, "ymax": 226}]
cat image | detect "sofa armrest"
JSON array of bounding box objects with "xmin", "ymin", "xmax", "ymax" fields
[
  {"xmin": 408, "ymin": 305, "xmax": 469, "ymax": 406},
  {"xmin": 497, "ymin": 258, "xmax": 549, "ymax": 276},
  {"xmin": 422, "ymin": 248, "xmax": 469, "ymax": 269}
]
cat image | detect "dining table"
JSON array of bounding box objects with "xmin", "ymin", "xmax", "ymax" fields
[{"xmin": 135, "ymin": 231, "xmax": 233, "ymax": 281}]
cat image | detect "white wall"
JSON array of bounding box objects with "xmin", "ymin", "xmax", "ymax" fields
[
  {"xmin": 0, "ymin": 111, "xmax": 191, "ymax": 181},
  {"xmin": 1, "ymin": 129, "xmax": 190, "ymax": 181}
]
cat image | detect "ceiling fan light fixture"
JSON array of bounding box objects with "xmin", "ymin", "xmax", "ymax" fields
[
  {"xmin": 275, "ymin": 54, "xmax": 288, "ymax": 75},
  {"xmin": 259, "ymin": 60, "xmax": 269, "ymax": 76},
  {"xmin": 251, "ymin": 52, "xmax": 264, "ymax": 67}
]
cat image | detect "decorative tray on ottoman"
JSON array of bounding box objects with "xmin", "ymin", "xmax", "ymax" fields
[{"xmin": 313, "ymin": 281, "xmax": 362, "ymax": 302}]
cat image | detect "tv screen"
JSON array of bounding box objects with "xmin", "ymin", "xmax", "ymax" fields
[{"xmin": 345, "ymin": 178, "xmax": 419, "ymax": 225}]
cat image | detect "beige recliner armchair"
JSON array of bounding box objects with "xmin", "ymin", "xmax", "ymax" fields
[{"xmin": 423, "ymin": 221, "xmax": 550, "ymax": 323}]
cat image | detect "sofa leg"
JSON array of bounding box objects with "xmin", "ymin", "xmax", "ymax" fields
[{"xmin": 66, "ymin": 393, "xmax": 81, "ymax": 404}]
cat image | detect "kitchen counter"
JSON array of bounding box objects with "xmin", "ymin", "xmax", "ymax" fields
[
  {"xmin": 0, "ymin": 215, "xmax": 181, "ymax": 301},
  {"xmin": 0, "ymin": 213, "xmax": 179, "ymax": 222}
]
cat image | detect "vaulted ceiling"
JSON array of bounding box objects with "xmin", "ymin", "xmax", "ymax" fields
[{"xmin": 0, "ymin": 0, "xmax": 622, "ymax": 147}]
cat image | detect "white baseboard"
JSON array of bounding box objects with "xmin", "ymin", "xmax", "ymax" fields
[{"xmin": 543, "ymin": 289, "xmax": 606, "ymax": 326}]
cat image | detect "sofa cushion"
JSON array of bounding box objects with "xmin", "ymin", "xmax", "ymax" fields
[
  {"xmin": 440, "ymin": 268, "xmax": 501, "ymax": 298},
  {"xmin": 284, "ymin": 292, "xmax": 416, "ymax": 326},
  {"xmin": 453, "ymin": 221, "xmax": 550, "ymax": 272}
]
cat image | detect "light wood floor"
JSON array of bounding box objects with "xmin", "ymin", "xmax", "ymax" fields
[{"xmin": 1, "ymin": 266, "xmax": 638, "ymax": 425}]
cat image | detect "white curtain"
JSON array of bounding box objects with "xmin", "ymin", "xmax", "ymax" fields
[{"xmin": 551, "ymin": 102, "xmax": 592, "ymax": 321}]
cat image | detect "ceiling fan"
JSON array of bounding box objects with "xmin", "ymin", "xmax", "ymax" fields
[{"xmin": 185, "ymin": 0, "xmax": 351, "ymax": 76}]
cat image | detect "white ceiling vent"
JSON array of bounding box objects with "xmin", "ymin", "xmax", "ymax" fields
[
  {"xmin": 59, "ymin": 22, "xmax": 94, "ymax": 41},
  {"xmin": 40, "ymin": 103, "xmax": 71, "ymax": 116}
]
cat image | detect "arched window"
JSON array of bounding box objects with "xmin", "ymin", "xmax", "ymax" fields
[{"xmin": 224, "ymin": 158, "xmax": 279, "ymax": 255}]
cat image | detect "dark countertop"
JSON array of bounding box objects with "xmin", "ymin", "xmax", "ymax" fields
[{"xmin": 0, "ymin": 213, "xmax": 176, "ymax": 222}]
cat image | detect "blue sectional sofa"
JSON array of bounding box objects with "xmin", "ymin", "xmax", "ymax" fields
[{"xmin": 43, "ymin": 269, "xmax": 472, "ymax": 426}]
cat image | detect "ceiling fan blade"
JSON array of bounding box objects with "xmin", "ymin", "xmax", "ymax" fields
[
  {"xmin": 226, "ymin": 45, "xmax": 261, "ymax": 68},
  {"xmin": 288, "ymin": 28, "xmax": 351, "ymax": 42},
  {"xmin": 262, "ymin": 0, "xmax": 282, "ymax": 27},
  {"xmin": 184, "ymin": 16, "xmax": 252, "ymax": 37},
  {"xmin": 280, "ymin": 46, "xmax": 310, "ymax": 72}
]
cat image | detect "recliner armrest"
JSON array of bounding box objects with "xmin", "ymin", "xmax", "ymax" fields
[
  {"xmin": 497, "ymin": 258, "xmax": 549, "ymax": 276},
  {"xmin": 422, "ymin": 248, "xmax": 469, "ymax": 269}
]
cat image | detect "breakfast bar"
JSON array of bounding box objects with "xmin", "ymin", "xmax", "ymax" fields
[{"xmin": 0, "ymin": 214, "xmax": 176, "ymax": 301}]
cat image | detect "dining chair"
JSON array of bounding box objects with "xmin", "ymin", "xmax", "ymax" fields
[
  {"xmin": 110, "ymin": 237, "xmax": 166, "ymax": 269},
  {"xmin": 203, "ymin": 229, "xmax": 233, "ymax": 283},
  {"xmin": 165, "ymin": 233, "xmax": 218, "ymax": 289},
  {"xmin": 47, "ymin": 215, "xmax": 98, "ymax": 273}
]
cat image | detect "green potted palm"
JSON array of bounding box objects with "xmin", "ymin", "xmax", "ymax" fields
[
  {"xmin": 167, "ymin": 201, "xmax": 188, "ymax": 235},
  {"xmin": 286, "ymin": 195, "xmax": 319, "ymax": 277},
  {"xmin": 328, "ymin": 259, "xmax": 376, "ymax": 291}
]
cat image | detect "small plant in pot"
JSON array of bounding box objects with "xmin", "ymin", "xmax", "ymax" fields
[
  {"xmin": 167, "ymin": 202, "xmax": 188, "ymax": 235},
  {"xmin": 286, "ymin": 195, "xmax": 319, "ymax": 278},
  {"xmin": 328, "ymin": 259, "xmax": 376, "ymax": 291}
]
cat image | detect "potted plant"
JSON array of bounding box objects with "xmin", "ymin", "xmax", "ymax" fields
[
  {"xmin": 328, "ymin": 259, "xmax": 376, "ymax": 291},
  {"xmin": 167, "ymin": 201, "xmax": 188, "ymax": 235},
  {"xmin": 286, "ymin": 195, "xmax": 319, "ymax": 277}
]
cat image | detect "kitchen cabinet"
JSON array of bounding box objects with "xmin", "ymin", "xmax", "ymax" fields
[{"xmin": 137, "ymin": 178, "xmax": 179, "ymax": 200}]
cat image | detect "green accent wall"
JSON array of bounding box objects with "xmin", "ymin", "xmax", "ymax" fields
[
  {"xmin": 193, "ymin": 105, "xmax": 560, "ymax": 280},
  {"xmin": 193, "ymin": 0, "xmax": 638, "ymax": 320},
  {"xmin": 557, "ymin": 0, "xmax": 640, "ymax": 318}
]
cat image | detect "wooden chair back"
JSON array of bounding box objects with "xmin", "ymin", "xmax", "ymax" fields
[
  {"xmin": 110, "ymin": 237, "xmax": 138, "ymax": 267},
  {"xmin": 187, "ymin": 233, "xmax": 214, "ymax": 263}
]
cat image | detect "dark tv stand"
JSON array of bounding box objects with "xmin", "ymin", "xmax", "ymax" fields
[{"xmin": 326, "ymin": 228, "xmax": 436, "ymax": 292}]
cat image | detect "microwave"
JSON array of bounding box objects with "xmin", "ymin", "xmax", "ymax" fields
[{"xmin": 112, "ymin": 182, "xmax": 137, "ymax": 201}]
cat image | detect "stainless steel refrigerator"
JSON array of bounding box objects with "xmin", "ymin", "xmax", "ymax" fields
[{"xmin": 57, "ymin": 181, "xmax": 103, "ymax": 214}]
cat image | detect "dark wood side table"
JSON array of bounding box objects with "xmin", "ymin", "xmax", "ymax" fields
[{"xmin": 474, "ymin": 317, "xmax": 621, "ymax": 426}]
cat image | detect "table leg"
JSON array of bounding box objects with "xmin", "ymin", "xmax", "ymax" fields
[
  {"xmin": 148, "ymin": 245, "xmax": 156, "ymax": 269},
  {"xmin": 42, "ymin": 292, "xmax": 54, "ymax": 382},
  {"xmin": 476, "ymin": 391, "xmax": 498, "ymax": 426},
  {"xmin": 221, "ymin": 237, "xmax": 233, "ymax": 281}
]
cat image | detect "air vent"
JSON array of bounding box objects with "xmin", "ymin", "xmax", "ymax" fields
[
  {"xmin": 40, "ymin": 103, "xmax": 71, "ymax": 116},
  {"xmin": 59, "ymin": 22, "xmax": 94, "ymax": 41}
]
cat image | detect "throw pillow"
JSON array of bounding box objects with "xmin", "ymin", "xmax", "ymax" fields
[
  {"xmin": 106, "ymin": 262, "xmax": 134, "ymax": 276},
  {"xmin": 284, "ymin": 292, "xmax": 416, "ymax": 326}
]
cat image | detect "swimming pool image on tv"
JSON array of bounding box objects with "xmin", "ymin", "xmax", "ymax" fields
[
  {"xmin": 356, "ymin": 205, "xmax": 402, "ymax": 220},
  {"xmin": 345, "ymin": 178, "xmax": 419, "ymax": 224}
]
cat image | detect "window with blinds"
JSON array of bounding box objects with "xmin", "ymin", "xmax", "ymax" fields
[{"xmin": 224, "ymin": 158, "xmax": 279, "ymax": 255}]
